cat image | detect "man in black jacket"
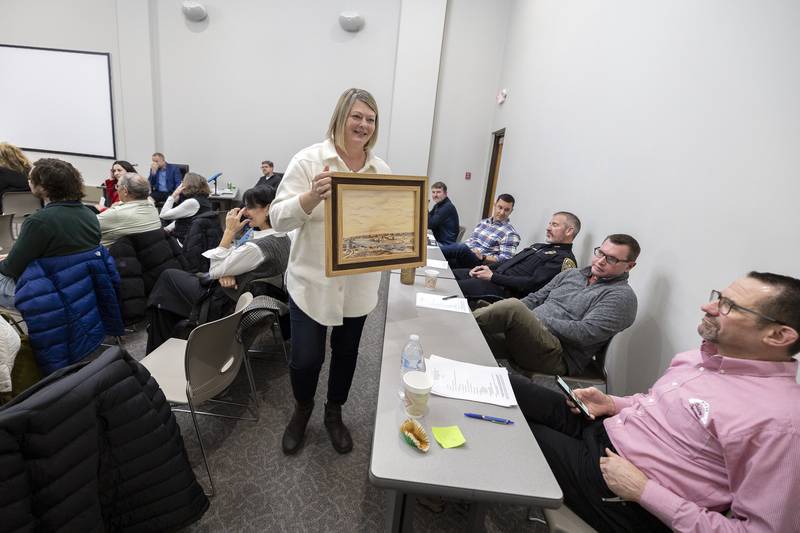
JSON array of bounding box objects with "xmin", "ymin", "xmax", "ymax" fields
[
  {"xmin": 427, "ymin": 181, "xmax": 459, "ymax": 244},
  {"xmin": 454, "ymin": 211, "xmax": 579, "ymax": 301},
  {"xmin": 255, "ymin": 160, "xmax": 283, "ymax": 190}
]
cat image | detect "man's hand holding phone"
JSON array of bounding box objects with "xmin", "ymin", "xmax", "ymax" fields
[{"xmin": 556, "ymin": 376, "xmax": 616, "ymax": 419}]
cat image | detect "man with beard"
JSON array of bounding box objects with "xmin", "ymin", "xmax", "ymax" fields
[
  {"xmin": 509, "ymin": 272, "xmax": 800, "ymax": 531},
  {"xmin": 454, "ymin": 211, "xmax": 579, "ymax": 302}
]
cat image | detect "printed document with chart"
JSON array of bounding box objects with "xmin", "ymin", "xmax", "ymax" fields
[{"xmin": 426, "ymin": 355, "xmax": 517, "ymax": 407}]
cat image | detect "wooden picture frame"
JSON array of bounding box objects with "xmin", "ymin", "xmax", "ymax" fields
[{"xmin": 325, "ymin": 172, "xmax": 428, "ymax": 277}]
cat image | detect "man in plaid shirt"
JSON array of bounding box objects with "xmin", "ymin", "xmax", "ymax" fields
[{"xmin": 441, "ymin": 193, "xmax": 520, "ymax": 269}]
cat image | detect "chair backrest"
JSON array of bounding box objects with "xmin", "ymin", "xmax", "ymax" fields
[
  {"xmin": 457, "ymin": 225, "xmax": 466, "ymax": 242},
  {"xmin": 184, "ymin": 292, "xmax": 253, "ymax": 403},
  {"xmin": 82, "ymin": 185, "xmax": 104, "ymax": 204},
  {"xmin": 588, "ymin": 338, "xmax": 612, "ymax": 382},
  {"xmin": 174, "ymin": 164, "xmax": 190, "ymax": 180},
  {"xmin": 1, "ymin": 192, "xmax": 41, "ymax": 217},
  {"xmin": 0, "ymin": 214, "xmax": 15, "ymax": 252}
]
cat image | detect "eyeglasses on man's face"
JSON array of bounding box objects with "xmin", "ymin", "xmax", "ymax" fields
[
  {"xmin": 708, "ymin": 290, "xmax": 783, "ymax": 324},
  {"xmin": 592, "ymin": 247, "xmax": 631, "ymax": 266}
]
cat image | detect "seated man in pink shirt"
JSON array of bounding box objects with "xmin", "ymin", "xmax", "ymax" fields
[{"xmin": 512, "ymin": 271, "xmax": 800, "ymax": 532}]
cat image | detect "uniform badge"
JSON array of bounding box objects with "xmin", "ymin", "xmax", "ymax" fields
[
  {"xmin": 561, "ymin": 258, "xmax": 577, "ymax": 271},
  {"xmin": 545, "ymin": 250, "xmax": 556, "ymax": 255}
]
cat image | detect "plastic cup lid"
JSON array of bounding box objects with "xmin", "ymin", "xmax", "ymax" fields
[{"xmin": 403, "ymin": 371, "xmax": 432, "ymax": 393}]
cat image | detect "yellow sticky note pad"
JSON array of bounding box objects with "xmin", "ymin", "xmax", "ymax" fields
[{"xmin": 431, "ymin": 426, "xmax": 466, "ymax": 449}]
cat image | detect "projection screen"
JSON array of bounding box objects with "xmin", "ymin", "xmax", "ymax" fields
[{"xmin": 0, "ymin": 44, "xmax": 116, "ymax": 159}]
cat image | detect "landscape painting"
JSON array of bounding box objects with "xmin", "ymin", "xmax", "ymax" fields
[
  {"xmin": 325, "ymin": 173, "xmax": 427, "ymax": 276},
  {"xmin": 340, "ymin": 188, "xmax": 416, "ymax": 260}
]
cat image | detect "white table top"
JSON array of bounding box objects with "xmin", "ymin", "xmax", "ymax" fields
[{"xmin": 369, "ymin": 271, "xmax": 562, "ymax": 507}]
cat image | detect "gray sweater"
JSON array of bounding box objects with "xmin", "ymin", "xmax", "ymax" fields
[{"xmin": 520, "ymin": 266, "xmax": 637, "ymax": 375}]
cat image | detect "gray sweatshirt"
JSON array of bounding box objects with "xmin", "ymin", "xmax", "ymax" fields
[{"xmin": 520, "ymin": 266, "xmax": 637, "ymax": 375}]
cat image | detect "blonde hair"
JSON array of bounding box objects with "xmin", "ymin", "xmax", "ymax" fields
[
  {"xmin": 181, "ymin": 172, "xmax": 211, "ymax": 197},
  {"xmin": 326, "ymin": 88, "xmax": 379, "ymax": 154},
  {"xmin": 0, "ymin": 142, "xmax": 32, "ymax": 176}
]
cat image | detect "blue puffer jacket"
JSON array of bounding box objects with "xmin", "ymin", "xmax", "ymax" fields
[{"xmin": 14, "ymin": 246, "xmax": 125, "ymax": 374}]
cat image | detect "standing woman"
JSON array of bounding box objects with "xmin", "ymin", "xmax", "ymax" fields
[{"xmin": 270, "ymin": 88, "xmax": 390, "ymax": 455}]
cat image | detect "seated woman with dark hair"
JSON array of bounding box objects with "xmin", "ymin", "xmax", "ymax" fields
[
  {"xmin": 159, "ymin": 172, "xmax": 212, "ymax": 243},
  {"xmin": 0, "ymin": 158, "xmax": 100, "ymax": 309},
  {"xmin": 102, "ymin": 160, "xmax": 136, "ymax": 208},
  {"xmin": 146, "ymin": 186, "xmax": 290, "ymax": 352}
]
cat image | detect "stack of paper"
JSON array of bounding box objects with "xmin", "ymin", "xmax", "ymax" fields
[
  {"xmin": 415, "ymin": 292, "xmax": 470, "ymax": 313},
  {"xmin": 426, "ymin": 355, "xmax": 517, "ymax": 407},
  {"xmin": 426, "ymin": 259, "xmax": 449, "ymax": 269}
]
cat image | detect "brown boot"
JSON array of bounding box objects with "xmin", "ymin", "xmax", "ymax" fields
[
  {"xmin": 282, "ymin": 400, "xmax": 314, "ymax": 455},
  {"xmin": 324, "ymin": 402, "xmax": 353, "ymax": 454}
]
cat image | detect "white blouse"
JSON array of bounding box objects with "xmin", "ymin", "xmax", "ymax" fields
[
  {"xmin": 159, "ymin": 196, "xmax": 200, "ymax": 220},
  {"xmin": 269, "ymin": 138, "xmax": 391, "ymax": 326},
  {"xmin": 202, "ymin": 228, "xmax": 281, "ymax": 279}
]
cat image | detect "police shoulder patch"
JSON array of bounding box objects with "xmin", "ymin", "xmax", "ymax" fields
[{"xmin": 561, "ymin": 257, "xmax": 577, "ymax": 271}]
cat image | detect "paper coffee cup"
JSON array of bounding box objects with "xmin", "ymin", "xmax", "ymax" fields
[
  {"xmin": 423, "ymin": 269, "xmax": 439, "ymax": 290},
  {"xmin": 403, "ymin": 371, "xmax": 432, "ymax": 418}
]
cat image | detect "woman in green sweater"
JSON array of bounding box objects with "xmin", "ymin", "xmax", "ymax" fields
[{"xmin": 0, "ymin": 158, "xmax": 100, "ymax": 308}]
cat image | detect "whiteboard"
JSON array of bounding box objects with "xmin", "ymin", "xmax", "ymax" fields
[{"xmin": 0, "ymin": 44, "xmax": 116, "ymax": 159}]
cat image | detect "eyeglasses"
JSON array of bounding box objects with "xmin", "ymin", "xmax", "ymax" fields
[
  {"xmin": 708, "ymin": 290, "xmax": 783, "ymax": 324},
  {"xmin": 593, "ymin": 247, "xmax": 631, "ymax": 265}
]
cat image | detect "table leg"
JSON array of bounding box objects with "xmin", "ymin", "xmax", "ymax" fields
[
  {"xmin": 466, "ymin": 501, "xmax": 487, "ymax": 533},
  {"xmin": 384, "ymin": 490, "xmax": 415, "ymax": 533}
]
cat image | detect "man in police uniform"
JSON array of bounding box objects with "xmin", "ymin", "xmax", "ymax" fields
[{"xmin": 453, "ymin": 211, "xmax": 579, "ymax": 302}]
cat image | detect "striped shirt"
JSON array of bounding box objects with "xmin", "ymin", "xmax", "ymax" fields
[
  {"xmin": 464, "ymin": 217, "xmax": 520, "ymax": 261},
  {"xmin": 605, "ymin": 342, "xmax": 800, "ymax": 532}
]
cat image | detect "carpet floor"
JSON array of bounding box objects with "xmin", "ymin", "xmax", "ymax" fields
[{"xmin": 124, "ymin": 273, "xmax": 551, "ymax": 532}]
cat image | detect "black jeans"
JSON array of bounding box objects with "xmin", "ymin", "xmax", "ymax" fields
[
  {"xmin": 145, "ymin": 269, "xmax": 204, "ymax": 354},
  {"xmin": 510, "ymin": 374, "xmax": 670, "ymax": 533},
  {"xmin": 288, "ymin": 298, "xmax": 367, "ymax": 405}
]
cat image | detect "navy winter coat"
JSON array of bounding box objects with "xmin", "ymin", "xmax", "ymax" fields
[{"xmin": 14, "ymin": 246, "xmax": 125, "ymax": 374}]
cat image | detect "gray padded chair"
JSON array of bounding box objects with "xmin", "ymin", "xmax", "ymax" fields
[
  {"xmin": 510, "ymin": 337, "xmax": 614, "ymax": 394},
  {"xmin": 543, "ymin": 505, "xmax": 598, "ymax": 532},
  {"xmin": 1, "ymin": 191, "xmax": 41, "ymax": 238},
  {"xmin": 0, "ymin": 214, "xmax": 15, "ymax": 253},
  {"xmin": 82, "ymin": 185, "xmax": 105, "ymax": 205},
  {"xmin": 140, "ymin": 292, "xmax": 255, "ymax": 496}
]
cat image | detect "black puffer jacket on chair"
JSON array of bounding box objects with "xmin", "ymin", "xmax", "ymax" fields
[
  {"xmin": 108, "ymin": 229, "xmax": 187, "ymax": 325},
  {"xmin": 0, "ymin": 346, "xmax": 209, "ymax": 532}
]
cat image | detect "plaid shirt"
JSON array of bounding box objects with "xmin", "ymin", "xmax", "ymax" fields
[{"xmin": 465, "ymin": 217, "xmax": 520, "ymax": 261}]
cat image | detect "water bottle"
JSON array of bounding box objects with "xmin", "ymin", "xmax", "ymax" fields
[{"xmin": 399, "ymin": 334, "xmax": 424, "ymax": 399}]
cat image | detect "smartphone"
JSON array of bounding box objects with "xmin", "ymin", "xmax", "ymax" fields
[{"xmin": 555, "ymin": 376, "xmax": 592, "ymax": 419}]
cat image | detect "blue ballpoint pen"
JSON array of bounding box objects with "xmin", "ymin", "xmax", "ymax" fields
[{"xmin": 464, "ymin": 413, "xmax": 514, "ymax": 425}]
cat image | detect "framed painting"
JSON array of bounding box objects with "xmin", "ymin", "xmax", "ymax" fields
[{"xmin": 325, "ymin": 172, "xmax": 428, "ymax": 277}]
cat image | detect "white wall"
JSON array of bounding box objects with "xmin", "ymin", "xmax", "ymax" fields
[
  {"xmin": 151, "ymin": 0, "xmax": 405, "ymax": 185},
  {"xmin": 386, "ymin": 0, "xmax": 447, "ymax": 176},
  {"xmin": 428, "ymin": 0, "xmax": 512, "ymax": 228},
  {"xmin": 1, "ymin": 0, "xmax": 445, "ymax": 189},
  {"xmin": 493, "ymin": 0, "xmax": 800, "ymax": 393},
  {"xmin": 0, "ymin": 0, "xmax": 129, "ymax": 182}
]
